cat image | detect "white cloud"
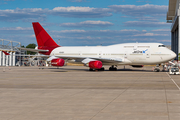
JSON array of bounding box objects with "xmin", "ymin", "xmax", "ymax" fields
[
  {"xmin": 0, "ymin": 7, "xmax": 111, "ymax": 22},
  {"xmin": 120, "ymin": 29, "xmax": 139, "ymax": 32},
  {"xmin": 51, "ymin": 29, "xmax": 140, "ymax": 35},
  {"xmin": 60, "ymin": 20, "xmax": 114, "ymax": 28},
  {"xmin": 51, "ymin": 6, "xmax": 112, "ymax": 18},
  {"xmin": 135, "ymin": 16, "xmax": 159, "ymax": 22},
  {"xmin": 0, "ymin": 27, "xmax": 32, "ymax": 30},
  {"xmin": 0, "ymin": 27, "xmax": 33, "ymax": 35},
  {"xmin": 0, "ymin": 4, "xmax": 168, "ymax": 22},
  {"xmin": 29, "ymin": 34, "xmax": 35, "ymax": 38},
  {"xmin": 151, "ymin": 29, "xmax": 170, "ymax": 32},
  {"xmin": 134, "ymin": 33, "xmax": 169, "ymax": 36},
  {"xmin": 50, "ymin": 29, "xmax": 142, "ymax": 45},
  {"xmin": 124, "ymin": 21, "xmax": 170, "ymax": 27},
  {"xmin": 55, "ymin": 29, "xmax": 86, "ymax": 33},
  {"xmin": 109, "ymin": 4, "xmax": 167, "ymax": 17},
  {"xmin": 53, "ymin": 6, "xmax": 94, "ymax": 12},
  {"xmin": 0, "ymin": 8, "xmax": 47, "ymax": 22},
  {"xmin": 160, "ymin": 40, "xmax": 171, "ymax": 42}
]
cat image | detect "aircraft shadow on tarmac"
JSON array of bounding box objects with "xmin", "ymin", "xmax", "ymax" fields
[{"xmin": 44, "ymin": 67, "xmax": 154, "ymax": 72}]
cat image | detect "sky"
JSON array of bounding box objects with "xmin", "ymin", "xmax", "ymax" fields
[{"xmin": 0, "ymin": 0, "xmax": 170, "ymax": 46}]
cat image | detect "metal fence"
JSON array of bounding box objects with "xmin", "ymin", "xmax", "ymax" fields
[{"xmin": 0, "ymin": 39, "xmax": 21, "ymax": 66}]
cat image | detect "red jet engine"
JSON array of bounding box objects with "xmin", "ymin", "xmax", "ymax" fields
[
  {"xmin": 89, "ymin": 61, "xmax": 102, "ymax": 69},
  {"xmin": 51, "ymin": 58, "xmax": 65, "ymax": 67}
]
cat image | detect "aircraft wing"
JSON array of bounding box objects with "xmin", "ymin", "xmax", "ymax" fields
[
  {"xmin": 2, "ymin": 51, "xmax": 10, "ymax": 55},
  {"xmin": 54, "ymin": 55, "xmax": 123, "ymax": 63}
]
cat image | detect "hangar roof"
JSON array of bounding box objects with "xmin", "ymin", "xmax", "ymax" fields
[{"xmin": 167, "ymin": 0, "xmax": 177, "ymax": 21}]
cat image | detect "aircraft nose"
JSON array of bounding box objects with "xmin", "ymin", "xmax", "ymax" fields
[{"xmin": 171, "ymin": 51, "xmax": 177, "ymax": 59}]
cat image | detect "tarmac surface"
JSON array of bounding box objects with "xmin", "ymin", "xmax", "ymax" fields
[{"xmin": 0, "ymin": 65, "xmax": 180, "ymax": 120}]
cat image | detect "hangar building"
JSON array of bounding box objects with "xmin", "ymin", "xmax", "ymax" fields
[{"xmin": 167, "ymin": 0, "xmax": 180, "ymax": 60}]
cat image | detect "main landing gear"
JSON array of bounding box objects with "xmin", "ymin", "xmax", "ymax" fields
[
  {"xmin": 109, "ymin": 65, "xmax": 117, "ymax": 71},
  {"xmin": 89, "ymin": 65, "xmax": 118, "ymax": 71},
  {"xmin": 89, "ymin": 67, "xmax": 105, "ymax": 71},
  {"xmin": 162, "ymin": 64, "xmax": 166, "ymax": 72}
]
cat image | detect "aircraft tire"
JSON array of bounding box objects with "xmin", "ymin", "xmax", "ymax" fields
[
  {"xmin": 99, "ymin": 67, "xmax": 105, "ymax": 71},
  {"xmin": 89, "ymin": 68, "xmax": 94, "ymax": 71},
  {"xmin": 154, "ymin": 68, "xmax": 160, "ymax": 72},
  {"xmin": 109, "ymin": 67, "xmax": 117, "ymax": 71}
]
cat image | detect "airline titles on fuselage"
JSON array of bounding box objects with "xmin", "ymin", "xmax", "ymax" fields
[{"xmin": 132, "ymin": 49, "xmax": 148, "ymax": 54}]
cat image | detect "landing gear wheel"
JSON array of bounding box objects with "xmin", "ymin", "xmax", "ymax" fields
[
  {"xmin": 154, "ymin": 64, "xmax": 160, "ymax": 72},
  {"xmin": 89, "ymin": 67, "xmax": 105, "ymax": 71},
  {"xmin": 162, "ymin": 64, "xmax": 166, "ymax": 72},
  {"xmin": 109, "ymin": 65, "xmax": 117, "ymax": 71},
  {"xmin": 99, "ymin": 67, "xmax": 105, "ymax": 71},
  {"xmin": 154, "ymin": 68, "xmax": 160, "ymax": 72}
]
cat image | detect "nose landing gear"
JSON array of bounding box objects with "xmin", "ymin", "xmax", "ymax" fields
[{"xmin": 153, "ymin": 64, "xmax": 160, "ymax": 72}]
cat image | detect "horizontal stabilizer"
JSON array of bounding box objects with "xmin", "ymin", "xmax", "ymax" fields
[
  {"xmin": 2, "ymin": 51, "xmax": 10, "ymax": 55},
  {"xmin": 15, "ymin": 54, "xmax": 49, "ymax": 57},
  {"xmin": 18, "ymin": 47, "xmax": 49, "ymax": 53},
  {"xmin": 0, "ymin": 49, "xmax": 16, "ymax": 52}
]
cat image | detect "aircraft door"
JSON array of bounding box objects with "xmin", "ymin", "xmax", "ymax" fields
[
  {"xmin": 133, "ymin": 44, "xmax": 137, "ymax": 50},
  {"xmin": 124, "ymin": 51, "xmax": 127, "ymax": 59},
  {"xmin": 79, "ymin": 51, "xmax": 81, "ymax": 56},
  {"xmin": 146, "ymin": 51, "xmax": 150, "ymax": 58},
  {"xmin": 99, "ymin": 51, "xmax": 102, "ymax": 58}
]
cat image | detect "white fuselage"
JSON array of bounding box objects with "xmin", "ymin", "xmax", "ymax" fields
[{"xmin": 50, "ymin": 43, "xmax": 176, "ymax": 66}]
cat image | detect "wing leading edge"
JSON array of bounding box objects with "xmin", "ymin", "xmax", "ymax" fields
[{"xmin": 53, "ymin": 55, "xmax": 132, "ymax": 64}]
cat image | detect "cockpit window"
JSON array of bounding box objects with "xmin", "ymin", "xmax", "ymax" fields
[{"xmin": 158, "ymin": 45, "xmax": 165, "ymax": 47}]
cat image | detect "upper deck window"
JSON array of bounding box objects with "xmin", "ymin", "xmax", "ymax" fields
[
  {"xmin": 124, "ymin": 46, "xmax": 134, "ymax": 48},
  {"xmin": 158, "ymin": 45, "xmax": 165, "ymax": 47},
  {"xmin": 138, "ymin": 46, "xmax": 150, "ymax": 48}
]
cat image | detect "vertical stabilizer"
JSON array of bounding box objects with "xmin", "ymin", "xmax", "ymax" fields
[
  {"xmin": 32, "ymin": 22, "xmax": 60, "ymax": 55},
  {"xmin": 32, "ymin": 22, "xmax": 59, "ymax": 47}
]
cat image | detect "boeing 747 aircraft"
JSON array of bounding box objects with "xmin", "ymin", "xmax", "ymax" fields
[{"xmin": 19, "ymin": 22, "xmax": 176, "ymax": 71}]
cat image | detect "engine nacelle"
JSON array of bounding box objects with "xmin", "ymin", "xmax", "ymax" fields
[
  {"xmin": 51, "ymin": 58, "xmax": 65, "ymax": 67},
  {"xmin": 131, "ymin": 65, "xmax": 144, "ymax": 68},
  {"xmin": 89, "ymin": 61, "xmax": 102, "ymax": 69}
]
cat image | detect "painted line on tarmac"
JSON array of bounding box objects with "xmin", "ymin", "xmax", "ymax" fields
[{"xmin": 166, "ymin": 72, "xmax": 180, "ymax": 90}]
